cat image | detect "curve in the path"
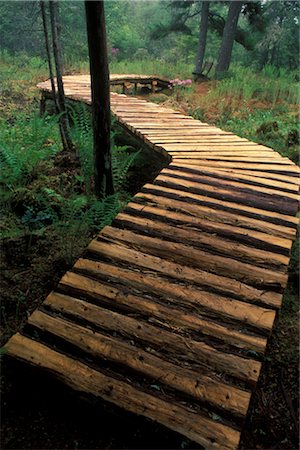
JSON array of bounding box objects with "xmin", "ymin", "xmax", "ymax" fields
[{"xmin": 5, "ymin": 75, "xmax": 300, "ymax": 450}]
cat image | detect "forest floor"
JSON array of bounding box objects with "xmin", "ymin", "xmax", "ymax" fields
[{"xmin": 1, "ymin": 57, "xmax": 299, "ymax": 450}]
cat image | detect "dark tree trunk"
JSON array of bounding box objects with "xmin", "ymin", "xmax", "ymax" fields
[
  {"xmin": 49, "ymin": 0, "xmax": 73, "ymax": 152},
  {"xmin": 194, "ymin": 1, "xmax": 210, "ymax": 79},
  {"xmin": 215, "ymin": 1, "xmax": 243, "ymax": 77},
  {"xmin": 40, "ymin": 1, "xmax": 56, "ymax": 100},
  {"xmin": 85, "ymin": 0, "xmax": 114, "ymax": 198}
]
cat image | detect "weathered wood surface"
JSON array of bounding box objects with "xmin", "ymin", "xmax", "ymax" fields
[
  {"xmin": 5, "ymin": 75, "xmax": 300, "ymax": 450},
  {"xmin": 38, "ymin": 73, "xmax": 170, "ymax": 94}
]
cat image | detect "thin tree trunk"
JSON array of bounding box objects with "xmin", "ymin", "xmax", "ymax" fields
[
  {"xmin": 215, "ymin": 1, "xmax": 243, "ymax": 77},
  {"xmin": 49, "ymin": 0, "xmax": 73, "ymax": 152},
  {"xmin": 85, "ymin": 0, "xmax": 114, "ymax": 198},
  {"xmin": 193, "ymin": 1, "xmax": 210, "ymax": 80},
  {"xmin": 40, "ymin": 1, "xmax": 56, "ymax": 99},
  {"xmin": 40, "ymin": 1, "xmax": 68, "ymax": 146}
]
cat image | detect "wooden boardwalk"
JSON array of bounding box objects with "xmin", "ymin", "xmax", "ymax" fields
[{"xmin": 5, "ymin": 75, "xmax": 300, "ymax": 450}]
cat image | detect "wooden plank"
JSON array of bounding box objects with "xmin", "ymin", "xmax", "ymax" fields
[
  {"xmin": 179, "ymin": 164, "xmax": 300, "ymax": 186},
  {"xmin": 171, "ymin": 156, "xmax": 294, "ymax": 164},
  {"xmin": 125, "ymin": 201, "xmax": 293, "ymax": 254},
  {"xmin": 28, "ymin": 310, "xmax": 251, "ymax": 417},
  {"xmin": 88, "ymin": 237, "xmax": 282, "ymax": 308},
  {"xmin": 154, "ymin": 170, "xmax": 298, "ymax": 217},
  {"xmin": 168, "ymin": 152, "xmax": 281, "ymax": 158},
  {"xmin": 137, "ymin": 186, "xmax": 297, "ymax": 238},
  {"xmin": 168, "ymin": 148, "xmax": 277, "ymax": 153},
  {"xmin": 100, "ymin": 226, "xmax": 288, "ymax": 291},
  {"xmin": 5, "ymin": 334, "xmax": 241, "ymax": 450},
  {"xmin": 164, "ymin": 144, "xmax": 281, "ymax": 152},
  {"xmin": 168, "ymin": 165, "xmax": 299, "ymax": 193},
  {"xmin": 162, "ymin": 167, "xmax": 300, "ymax": 200},
  {"xmin": 148, "ymin": 136, "xmax": 252, "ymax": 142},
  {"xmin": 172, "ymin": 160, "xmax": 300, "ymax": 175},
  {"xmin": 114, "ymin": 211, "xmax": 289, "ymax": 269},
  {"xmin": 46, "ymin": 288, "xmax": 266, "ymax": 369},
  {"xmin": 155, "ymin": 174, "xmax": 298, "ymax": 216},
  {"xmin": 74, "ymin": 256, "xmax": 277, "ymax": 335}
]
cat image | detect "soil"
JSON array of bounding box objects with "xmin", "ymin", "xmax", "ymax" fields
[{"xmin": 1, "ymin": 88, "xmax": 299, "ymax": 450}]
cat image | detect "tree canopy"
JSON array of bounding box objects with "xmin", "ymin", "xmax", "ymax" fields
[{"xmin": 1, "ymin": 0, "xmax": 298, "ymax": 73}]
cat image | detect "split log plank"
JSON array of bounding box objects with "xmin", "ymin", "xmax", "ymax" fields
[
  {"xmin": 136, "ymin": 189, "xmax": 298, "ymax": 238},
  {"xmin": 28, "ymin": 309, "xmax": 252, "ymax": 417},
  {"xmin": 5, "ymin": 334, "xmax": 241, "ymax": 450}
]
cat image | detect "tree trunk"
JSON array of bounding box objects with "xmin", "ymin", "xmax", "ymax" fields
[
  {"xmin": 49, "ymin": 0, "xmax": 73, "ymax": 152},
  {"xmin": 40, "ymin": 1, "xmax": 68, "ymax": 145},
  {"xmin": 215, "ymin": 1, "xmax": 243, "ymax": 77},
  {"xmin": 193, "ymin": 1, "xmax": 210, "ymax": 80},
  {"xmin": 40, "ymin": 1, "xmax": 56, "ymax": 101},
  {"xmin": 85, "ymin": 0, "xmax": 114, "ymax": 198}
]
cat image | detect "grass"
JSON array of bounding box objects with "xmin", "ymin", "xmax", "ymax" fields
[
  {"xmin": 210, "ymin": 65, "xmax": 299, "ymax": 105},
  {"xmin": 0, "ymin": 51, "xmax": 48, "ymax": 118},
  {"xmin": 110, "ymin": 58, "xmax": 194, "ymax": 79},
  {"xmin": 220, "ymin": 107, "xmax": 299, "ymax": 163}
]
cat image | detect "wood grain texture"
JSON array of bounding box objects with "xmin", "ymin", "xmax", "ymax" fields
[
  {"xmin": 5, "ymin": 334, "xmax": 241, "ymax": 450},
  {"xmin": 5, "ymin": 75, "xmax": 299, "ymax": 450}
]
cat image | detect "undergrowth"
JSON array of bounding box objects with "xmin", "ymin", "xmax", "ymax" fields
[
  {"xmin": 1, "ymin": 102, "xmax": 139, "ymax": 266},
  {"xmin": 208, "ymin": 65, "xmax": 299, "ymax": 105}
]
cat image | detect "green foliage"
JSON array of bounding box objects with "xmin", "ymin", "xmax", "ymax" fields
[
  {"xmin": 0, "ymin": 90, "xmax": 138, "ymax": 263},
  {"xmin": 69, "ymin": 103, "xmax": 93, "ymax": 192},
  {"xmin": 1, "ymin": 0, "xmax": 299, "ymax": 75},
  {"xmin": 70, "ymin": 103, "xmax": 140, "ymax": 195},
  {"xmin": 0, "ymin": 114, "xmax": 60, "ymax": 192},
  {"xmin": 0, "ymin": 51, "xmax": 48, "ymax": 118},
  {"xmin": 205, "ymin": 65, "xmax": 299, "ymax": 104},
  {"xmin": 51, "ymin": 193, "xmax": 122, "ymax": 263},
  {"xmin": 110, "ymin": 58, "xmax": 194, "ymax": 80}
]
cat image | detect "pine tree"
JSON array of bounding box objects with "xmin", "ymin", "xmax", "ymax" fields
[
  {"xmin": 193, "ymin": 1, "xmax": 210, "ymax": 79},
  {"xmin": 215, "ymin": 1, "xmax": 244, "ymax": 77}
]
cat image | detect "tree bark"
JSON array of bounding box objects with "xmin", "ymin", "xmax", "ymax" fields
[
  {"xmin": 85, "ymin": 0, "xmax": 114, "ymax": 198},
  {"xmin": 40, "ymin": 1, "xmax": 68, "ymax": 146},
  {"xmin": 193, "ymin": 1, "xmax": 210, "ymax": 80},
  {"xmin": 215, "ymin": 1, "xmax": 243, "ymax": 77},
  {"xmin": 40, "ymin": 1, "xmax": 56, "ymax": 102},
  {"xmin": 49, "ymin": 0, "xmax": 73, "ymax": 152}
]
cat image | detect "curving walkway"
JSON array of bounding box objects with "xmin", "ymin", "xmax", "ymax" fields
[{"xmin": 5, "ymin": 75, "xmax": 300, "ymax": 450}]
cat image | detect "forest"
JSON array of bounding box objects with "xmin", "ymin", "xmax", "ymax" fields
[{"xmin": 0, "ymin": 1, "xmax": 299, "ymax": 449}]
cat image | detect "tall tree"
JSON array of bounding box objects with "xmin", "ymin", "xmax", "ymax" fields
[
  {"xmin": 85, "ymin": 0, "xmax": 114, "ymax": 198},
  {"xmin": 193, "ymin": 1, "xmax": 210, "ymax": 79},
  {"xmin": 215, "ymin": 1, "xmax": 244, "ymax": 77},
  {"xmin": 152, "ymin": 1, "xmax": 262, "ymax": 77},
  {"xmin": 40, "ymin": 0, "xmax": 66, "ymax": 147},
  {"xmin": 40, "ymin": 1, "xmax": 56, "ymax": 99},
  {"xmin": 49, "ymin": 0, "xmax": 73, "ymax": 152},
  {"xmin": 257, "ymin": 1, "xmax": 299, "ymax": 70}
]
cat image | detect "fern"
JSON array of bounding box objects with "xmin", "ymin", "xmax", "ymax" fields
[
  {"xmin": 0, "ymin": 114, "xmax": 60, "ymax": 190},
  {"xmin": 112, "ymin": 146, "xmax": 140, "ymax": 191},
  {"xmin": 70, "ymin": 103, "xmax": 140, "ymax": 194},
  {"xmin": 86, "ymin": 195, "xmax": 122, "ymax": 230},
  {"xmin": 0, "ymin": 146, "xmax": 23, "ymax": 187}
]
